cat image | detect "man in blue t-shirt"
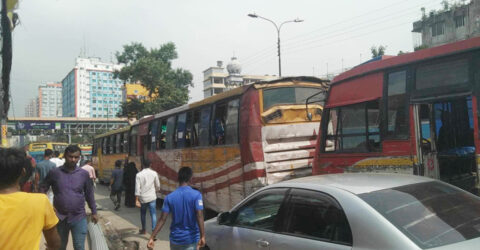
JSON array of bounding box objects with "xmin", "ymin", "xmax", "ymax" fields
[{"xmin": 147, "ymin": 167, "xmax": 205, "ymax": 250}]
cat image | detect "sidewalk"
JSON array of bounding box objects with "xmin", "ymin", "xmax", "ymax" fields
[{"xmin": 94, "ymin": 184, "xmax": 171, "ymax": 250}]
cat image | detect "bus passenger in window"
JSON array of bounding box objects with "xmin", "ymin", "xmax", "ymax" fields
[{"xmin": 215, "ymin": 118, "xmax": 225, "ymax": 145}]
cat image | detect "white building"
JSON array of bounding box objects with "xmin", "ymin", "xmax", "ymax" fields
[
  {"xmin": 203, "ymin": 57, "xmax": 277, "ymax": 98},
  {"xmin": 24, "ymin": 98, "xmax": 38, "ymax": 117},
  {"xmin": 38, "ymin": 82, "xmax": 62, "ymax": 117},
  {"xmin": 62, "ymin": 57, "xmax": 124, "ymax": 118}
]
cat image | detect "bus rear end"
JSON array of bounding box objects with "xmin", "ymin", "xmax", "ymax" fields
[{"xmin": 255, "ymin": 77, "xmax": 329, "ymax": 185}]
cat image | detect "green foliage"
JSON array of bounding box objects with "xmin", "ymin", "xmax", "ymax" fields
[
  {"xmin": 370, "ymin": 45, "xmax": 387, "ymax": 58},
  {"xmin": 115, "ymin": 42, "xmax": 193, "ymax": 119},
  {"xmin": 414, "ymin": 44, "xmax": 429, "ymax": 51}
]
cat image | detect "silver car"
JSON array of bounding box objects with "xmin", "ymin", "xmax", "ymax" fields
[{"xmin": 204, "ymin": 173, "xmax": 480, "ymax": 250}]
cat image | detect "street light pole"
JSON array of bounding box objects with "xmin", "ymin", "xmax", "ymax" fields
[{"xmin": 248, "ymin": 13, "xmax": 303, "ymax": 77}]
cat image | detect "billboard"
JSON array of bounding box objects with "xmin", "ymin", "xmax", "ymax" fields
[{"xmin": 15, "ymin": 122, "xmax": 63, "ymax": 130}]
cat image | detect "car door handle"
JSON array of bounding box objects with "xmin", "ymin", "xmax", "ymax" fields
[{"xmin": 256, "ymin": 239, "xmax": 270, "ymax": 248}]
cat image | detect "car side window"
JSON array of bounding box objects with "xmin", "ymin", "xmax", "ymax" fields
[
  {"xmin": 284, "ymin": 189, "xmax": 352, "ymax": 245},
  {"xmin": 232, "ymin": 188, "xmax": 287, "ymax": 231}
]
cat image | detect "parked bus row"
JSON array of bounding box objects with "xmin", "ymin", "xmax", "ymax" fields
[
  {"xmin": 93, "ymin": 76, "xmax": 329, "ymax": 212},
  {"xmin": 93, "ymin": 36, "xmax": 480, "ymax": 213}
]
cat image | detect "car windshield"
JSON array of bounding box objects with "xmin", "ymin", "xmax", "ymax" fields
[{"xmin": 359, "ymin": 181, "xmax": 480, "ymax": 249}]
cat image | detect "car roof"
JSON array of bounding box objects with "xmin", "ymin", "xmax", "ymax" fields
[{"xmin": 275, "ymin": 173, "xmax": 433, "ymax": 194}]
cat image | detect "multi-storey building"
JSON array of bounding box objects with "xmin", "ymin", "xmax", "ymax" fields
[
  {"xmin": 412, "ymin": 0, "xmax": 480, "ymax": 48},
  {"xmin": 24, "ymin": 98, "xmax": 39, "ymax": 117},
  {"xmin": 62, "ymin": 57, "xmax": 123, "ymax": 118},
  {"xmin": 203, "ymin": 57, "xmax": 277, "ymax": 98},
  {"xmin": 38, "ymin": 82, "xmax": 62, "ymax": 117}
]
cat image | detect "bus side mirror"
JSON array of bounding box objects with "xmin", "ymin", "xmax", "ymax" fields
[{"xmin": 307, "ymin": 112, "xmax": 313, "ymax": 121}]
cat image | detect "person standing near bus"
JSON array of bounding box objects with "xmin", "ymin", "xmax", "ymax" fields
[
  {"xmin": 43, "ymin": 145, "xmax": 98, "ymax": 250},
  {"xmin": 0, "ymin": 147, "xmax": 61, "ymax": 250},
  {"xmin": 123, "ymin": 161, "xmax": 138, "ymax": 208},
  {"xmin": 135, "ymin": 158, "xmax": 160, "ymax": 234},
  {"xmin": 35, "ymin": 149, "xmax": 56, "ymax": 203},
  {"xmin": 110, "ymin": 160, "xmax": 124, "ymax": 211},
  {"xmin": 50, "ymin": 150, "xmax": 65, "ymax": 167},
  {"xmin": 81, "ymin": 159, "xmax": 96, "ymax": 187},
  {"xmin": 147, "ymin": 167, "xmax": 205, "ymax": 250}
]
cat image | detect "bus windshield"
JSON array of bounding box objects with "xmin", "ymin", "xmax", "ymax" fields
[{"xmin": 263, "ymin": 87, "xmax": 324, "ymax": 110}]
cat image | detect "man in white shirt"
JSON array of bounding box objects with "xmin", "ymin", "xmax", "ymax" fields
[
  {"xmin": 135, "ymin": 158, "xmax": 160, "ymax": 234},
  {"xmin": 50, "ymin": 151, "xmax": 65, "ymax": 167}
]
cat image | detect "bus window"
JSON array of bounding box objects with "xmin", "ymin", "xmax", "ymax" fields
[
  {"xmin": 166, "ymin": 116, "xmax": 176, "ymax": 149},
  {"xmin": 149, "ymin": 120, "xmax": 159, "ymax": 151},
  {"xmin": 185, "ymin": 112, "xmax": 193, "ymax": 147},
  {"xmin": 116, "ymin": 133, "xmax": 121, "ymax": 153},
  {"xmin": 158, "ymin": 120, "xmax": 167, "ymax": 149},
  {"xmin": 176, "ymin": 113, "xmax": 187, "ymax": 148},
  {"xmin": 213, "ymin": 102, "xmax": 227, "ymax": 145},
  {"xmin": 324, "ymin": 100, "xmax": 380, "ymax": 152},
  {"xmin": 123, "ymin": 132, "xmax": 129, "ymax": 153},
  {"xmin": 225, "ymin": 98, "xmax": 240, "ymax": 144},
  {"xmin": 111, "ymin": 135, "xmax": 116, "ymax": 154},
  {"xmin": 192, "ymin": 109, "xmax": 201, "ymax": 147},
  {"xmin": 263, "ymin": 87, "xmax": 325, "ymax": 110},
  {"xmin": 386, "ymin": 71, "xmax": 408, "ymax": 139},
  {"xmin": 199, "ymin": 106, "xmax": 211, "ymax": 146},
  {"xmin": 92, "ymin": 140, "xmax": 97, "ymax": 156},
  {"xmin": 102, "ymin": 137, "xmax": 108, "ymax": 154},
  {"xmin": 130, "ymin": 135, "xmax": 137, "ymax": 156}
]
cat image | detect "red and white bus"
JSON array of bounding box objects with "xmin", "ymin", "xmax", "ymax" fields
[
  {"xmin": 129, "ymin": 77, "xmax": 329, "ymax": 212},
  {"xmin": 314, "ymin": 37, "xmax": 480, "ymax": 192}
]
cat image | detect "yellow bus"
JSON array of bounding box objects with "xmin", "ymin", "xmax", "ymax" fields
[
  {"xmin": 92, "ymin": 126, "xmax": 130, "ymax": 184},
  {"xmin": 27, "ymin": 142, "xmax": 68, "ymax": 163}
]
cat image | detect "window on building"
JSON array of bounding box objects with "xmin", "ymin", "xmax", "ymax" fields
[
  {"xmin": 324, "ymin": 100, "xmax": 381, "ymax": 152},
  {"xmin": 431, "ymin": 22, "xmax": 445, "ymax": 37},
  {"xmin": 386, "ymin": 71, "xmax": 409, "ymax": 139},
  {"xmin": 455, "ymin": 15, "xmax": 465, "ymax": 28}
]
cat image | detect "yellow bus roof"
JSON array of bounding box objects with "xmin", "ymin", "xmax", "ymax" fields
[{"xmin": 94, "ymin": 126, "xmax": 131, "ymax": 139}]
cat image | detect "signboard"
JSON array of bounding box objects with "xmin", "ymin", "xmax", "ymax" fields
[{"xmin": 15, "ymin": 122, "xmax": 63, "ymax": 130}]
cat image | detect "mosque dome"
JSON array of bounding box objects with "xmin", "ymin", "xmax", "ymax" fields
[{"xmin": 227, "ymin": 57, "xmax": 242, "ymax": 75}]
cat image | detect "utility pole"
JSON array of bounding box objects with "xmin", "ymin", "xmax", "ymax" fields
[{"xmin": 0, "ymin": 0, "xmax": 13, "ymax": 147}]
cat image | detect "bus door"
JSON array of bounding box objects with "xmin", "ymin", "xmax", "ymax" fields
[
  {"xmin": 414, "ymin": 97, "xmax": 477, "ymax": 191},
  {"xmin": 413, "ymin": 104, "xmax": 439, "ymax": 179}
]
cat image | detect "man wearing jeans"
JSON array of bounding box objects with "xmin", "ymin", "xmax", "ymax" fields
[
  {"xmin": 135, "ymin": 158, "xmax": 160, "ymax": 234},
  {"xmin": 43, "ymin": 145, "xmax": 98, "ymax": 250}
]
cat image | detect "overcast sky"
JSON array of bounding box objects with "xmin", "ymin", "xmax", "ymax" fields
[{"xmin": 10, "ymin": 0, "xmax": 447, "ymax": 116}]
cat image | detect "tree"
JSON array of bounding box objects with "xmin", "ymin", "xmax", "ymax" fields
[
  {"xmin": 115, "ymin": 42, "xmax": 193, "ymax": 119},
  {"xmin": 370, "ymin": 45, "xmax": 387, "ymax": 58}
]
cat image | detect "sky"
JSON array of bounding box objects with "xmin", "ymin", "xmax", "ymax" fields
[{"xmin": 10, "ymin": 0, "xmax": 448, "ymax": 117}]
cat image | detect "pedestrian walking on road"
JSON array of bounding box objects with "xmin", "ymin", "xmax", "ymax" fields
[
  {"xmin": 0, "ymin": 147, "xmax": 61, "ymax": 250},
  {"xmin": 110, "ymin": 159, "xmax": 124, "ymax": 210},
  {"xmin": 81, "ymin": 159, "xmax": 96, "ymax": 187},
  {"xmin": 43, "ymin": 144, "xmax": 98, "ymax": 250},
  {"xmin": 147, "ymin": 167, "xmax": 205, "ymax": 250},
  {"xmin": 135, "ymin": 158, "xmax": 160, "ymax": 234},
  {"xmin": 36, "ymin": 148, "xmax": 56, "ymax": 203},
  {"xmin": 123, "ymin": 161, "xmax": 138, "ymax": 207}
]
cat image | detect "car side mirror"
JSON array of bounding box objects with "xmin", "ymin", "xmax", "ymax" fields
[{"xmin": 217, "ymin": 211, "xmax": 232, "ymax": 225}]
